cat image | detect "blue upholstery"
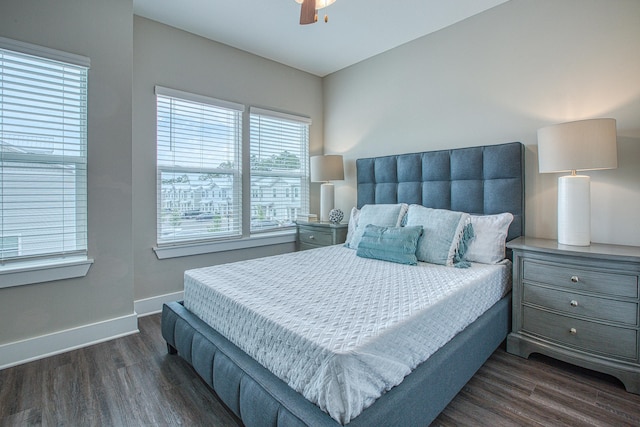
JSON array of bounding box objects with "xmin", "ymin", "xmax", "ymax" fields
[
  {"xmin": 357, "ymin": 142, "xmax": 524, "ymax": 241},
  {"xmin": 162, "ymin": 295, "xmax": 509, "ymax": 427},
  {"xmin": 161, "ymin": 142, "xmax": 524, "ymax": 426},
  {"xmin": 163, "ymin": 301, "xmax": 339, "ymax": 427}
]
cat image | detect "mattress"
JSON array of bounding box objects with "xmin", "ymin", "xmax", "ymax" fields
[{"xmin": 183, "ymin": 245, "xmax": 511, "ymax": 424}]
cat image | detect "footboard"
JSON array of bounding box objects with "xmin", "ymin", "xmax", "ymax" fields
[
  {"xmin": 162, "ymin": 301, "xmax": 334, "ymax": 426},
  {"xmin": 161, "ymin": 295, "xmax": 510, "ymax": 427}
]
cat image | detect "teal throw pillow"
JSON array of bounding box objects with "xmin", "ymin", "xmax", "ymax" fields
[{"xmin": 356, "ymin": 225, "xmax": 423, "ymax": 265}]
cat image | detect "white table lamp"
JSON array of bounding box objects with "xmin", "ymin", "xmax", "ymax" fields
[
  {"xmin": 310, "ymin": 155, "xmax": 344, "ymax": 222},
  {"xmin": 537, "ymin": 118, "xmax": 617, "ymax": 246}
]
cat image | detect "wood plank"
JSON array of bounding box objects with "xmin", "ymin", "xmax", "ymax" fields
[
  {"xmin": 529, "ymin": 383, "xmax": 635, "ymax": 427},
  {"xmin": 2, "ymin": 315, "xmax": 639, "ymax": 426}
]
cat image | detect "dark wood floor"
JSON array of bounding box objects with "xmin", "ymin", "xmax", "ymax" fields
[{"xmin": 1, "ymin": 314, "xmax": 639, "ymax": 427}]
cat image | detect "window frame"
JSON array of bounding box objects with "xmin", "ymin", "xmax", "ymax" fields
[
  {"xmin": 249, "ymin": 107, "xmax": 311, "ymax": 236},
  {"xmin": 153, "ymin": 104, "xmax": 312, "ymax": 259},
  {"xmin": 154, "ymin": 86, "xmax": 245, "ymax": 249},
  {"xmin": 0, "ymin": 37, "xmax": 93, "ymax": 288}
]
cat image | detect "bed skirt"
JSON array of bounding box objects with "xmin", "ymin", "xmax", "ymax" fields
[{"xmin": 161, "ymin": 293, "xmax": 510, "ymax": 426}]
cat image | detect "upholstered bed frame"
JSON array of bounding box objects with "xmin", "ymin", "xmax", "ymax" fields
[{"xmin": 162, "ymin": 141, "xmax": 525, "ymax": 426}]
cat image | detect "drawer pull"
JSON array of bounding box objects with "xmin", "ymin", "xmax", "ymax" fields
[
  {"xmin": 570, "ymin": 300, "xmax": 579, "ymax": 307},
  {"xmin": 570, "ymin": 275, "xmax": 579, "ymax": 283},
  {"xmin": 309, "ymin": 235, "xmax": 315, "ymax": 239},
  {"xmin": 569, "ymin": 327, "xmax": 577, "ymax": 335}
]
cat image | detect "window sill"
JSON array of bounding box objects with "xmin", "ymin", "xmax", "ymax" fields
[
  {"xmin": 0, "ymin": 257, "xmax": 94, "ymax": 289},
  {"xmin": 153, "ymin": 230, "xmax": 297, "ymax": 259}
]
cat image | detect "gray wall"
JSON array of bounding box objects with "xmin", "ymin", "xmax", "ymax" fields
[
  {"xmin": 0, "ymin": 0, "xmax": 134, "ymax": 343},
  {"xmin": 132, "ymin": 17, "xmax": 324, "ymax": 301},
  {"xmin": 324, "ymin": 0, "xmax": 640, "ymax": 246},
  {"xmin": 1, "ymin": 0, "xmax": 638, "ymax": 361}
]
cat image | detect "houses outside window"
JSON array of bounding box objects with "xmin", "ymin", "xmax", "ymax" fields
[
  {"xmin": 154, "ymin": 90, "xmax": 310, "ymax": 255},
  {"xmin": 249, "ymin": 107, "xmax": 310, "ymax": 233},
  {"xmin": 155, "ymin": 86, "xmax": 243, "ymax": 245}
]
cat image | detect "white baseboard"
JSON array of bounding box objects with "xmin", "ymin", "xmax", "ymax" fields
[
  {"xmin": 0, "ymin": 313, "xmax": 138, "ymax": 370},
  {"xmin": 0, "ymin": 291, "xmax": 184, "ymax": 370},
  {"xmin": 134, "ymin": 290, "xmax": 184, "ymax": 317}
]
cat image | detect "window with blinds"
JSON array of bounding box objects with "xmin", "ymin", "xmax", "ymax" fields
[
  {"xmin": 156, "ymin": 86, "xmax": 244, "ymax": 245},
  {"xmin": 0, "ymin": 40, "xmax": 89, "ymax": 266},
  {"xmin": 249, "ymin": 107, "xmax": 310, "ymax": 234}
]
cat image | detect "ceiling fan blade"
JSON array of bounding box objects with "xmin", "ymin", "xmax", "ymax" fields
[{"xmin": 300, "ymin": 0, "xmax": 317, "ymax": 25}]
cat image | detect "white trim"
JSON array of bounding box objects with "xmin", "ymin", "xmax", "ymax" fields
[
  {"xmin": 135, "ymin": 291, "xmax": 184, "ymax": 317},
  {"xmin": 0, "ymin": 258, "xmax": 94, "ymax": 289},
  {"xmin": 250, "ymin": 106, "xmax": 312, "ymax": 125},
  {"xmin": 153, "ymin": 230, "xmax": 296, "ymax": 259},
  {"xmin": 155, "ymin": 85, "xmax": 245, "ymax": 112},
  {"xmin": 0, "ymin": 36, "xmax": 90, "ymax": 68},
  {"xmin": 0, "ymin": 313, "xmax": 138, "ymax": 370}
]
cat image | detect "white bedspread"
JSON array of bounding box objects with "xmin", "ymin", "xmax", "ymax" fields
[{"xmin": 184, "ymin": 245, "xmax": 511, "ymax": 424}]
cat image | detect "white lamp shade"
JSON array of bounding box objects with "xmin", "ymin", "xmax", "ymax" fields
[
  {"xmin": 537, "ymin": 118, "xmax": 618, "ymax": 246},
  {"xmin": 310, "ymin": 155, "xmax": 344, "ymax": 182},
  {"xmin": 538, "ymin": 118, "xmax": 617, "ymax": 173}
]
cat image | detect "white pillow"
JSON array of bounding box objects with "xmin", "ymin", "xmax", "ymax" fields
[
  {"xmin": 464, "ymin": 213, "xmax": 514, "ymax": 264},
  {"xmin": 344, "ymin": 207, "xmax": 360, "ymax": 247},
  {"xmin": 404, "ymin": 205, "xmax": 473, "ymax": 267},
  {"xmin": 346, "ymin": 204, "xmax": 408, "ymax": 249}
]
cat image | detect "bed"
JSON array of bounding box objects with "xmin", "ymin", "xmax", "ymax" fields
[{"xmin": 162, "ymin": 141, "xmax": 525, "ymax": 426}]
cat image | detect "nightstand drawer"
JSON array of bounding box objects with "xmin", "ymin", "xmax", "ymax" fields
[
  {"xmin": 523, "ymin": 260, "xmax": 638, "ymax": 298},
  {"xmin": 522, "ymin": 306, "xmax": 637, "ymax": 360},
  {"xmin": 523, "ymin": 284, "xmax": 638, "ymax": 326},
  {"xmin": 296, "ymin": 222, "xmax": 348, "ymax": 251},
  {"xmin": 508, "ymin": 237, "xmax": 640, "ymax": 394},
  {"xmin": 298, "ymin": 229, "xmax": 334, "ymax": 246}
]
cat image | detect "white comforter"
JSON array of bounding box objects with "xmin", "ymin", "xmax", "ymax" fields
[{"xmin": 184, "ymin": 245, "xmax": 511, "ymax": 424}]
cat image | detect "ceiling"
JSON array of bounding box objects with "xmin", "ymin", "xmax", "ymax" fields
[{"xmin": 133, "ymin": 0, "xmax": 510, "ymax": 77}]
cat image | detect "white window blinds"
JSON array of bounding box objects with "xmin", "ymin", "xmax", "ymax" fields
[
  {"xmin": 156, "ymin": 86, "xmax": 244, "ymax": 245},
  {"xmin": 249, "ymin": 107, "xmax": 310, "ymax": 233},
  {"xmin": 0, "ymin": 41, "xmax": 89, "ymax": 265}
]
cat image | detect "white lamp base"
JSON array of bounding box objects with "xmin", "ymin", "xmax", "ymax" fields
[
  {"xmin": 557, "ymin": 174, "xmax": 591, "ymax": 246},
  {"xmin": 319, "ymin": 182, "xmax": 335, "ymax": 222}
]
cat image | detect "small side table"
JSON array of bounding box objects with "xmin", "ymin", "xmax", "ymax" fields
[
  {"xmin": 506, "ymin": 236, "xmax": 640, "ymax": 394},
  {"xmin": 296, "ymin": 221, "xmax": 348, "ymax": 251}
]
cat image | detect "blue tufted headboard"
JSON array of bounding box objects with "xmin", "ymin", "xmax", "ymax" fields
[{"xmin": 356, "ymin": 142, "xmax": 525, "ymax": 241}]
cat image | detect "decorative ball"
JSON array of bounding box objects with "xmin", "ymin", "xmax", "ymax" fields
[{"xmin": 328, "ymin": 208, "xmax": 344, "ymax": 224}]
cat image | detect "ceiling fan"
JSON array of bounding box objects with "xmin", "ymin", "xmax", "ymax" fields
[{"xmin": 295, "ymin": 0, "xmax": 336, "ymax": 25}]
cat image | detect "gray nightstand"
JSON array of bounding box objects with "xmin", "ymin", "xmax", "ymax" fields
[
  {"xmin": 296, "ymin": 221, "xmax": 348, "ymax": 251},
  {"xmin": 506, "ymin": 236, "xmax": 640, "ymax": 394}
]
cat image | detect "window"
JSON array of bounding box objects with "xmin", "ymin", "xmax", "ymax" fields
[
  {"xmin": 0, "ymin": 38, "xmax": 89, "ymax": 269},
  {"xmin": 156, "ymin": 86, "xmax": 244, "ymax": 245},
  {"xmin": 250, "ymin": 107, "xmax": 310, "ymax": 233}
]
